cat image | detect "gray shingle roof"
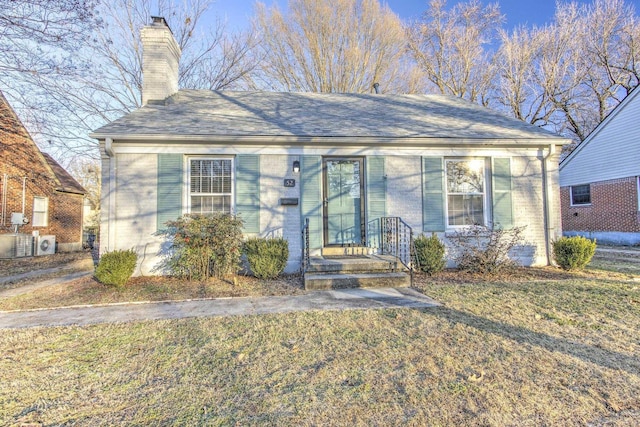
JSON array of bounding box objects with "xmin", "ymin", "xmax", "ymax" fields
[{"xmin": 92, "ymin": 90, "xmax": 564, "ymax": 143}]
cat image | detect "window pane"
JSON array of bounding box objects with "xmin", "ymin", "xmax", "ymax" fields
[
  {"xmin": 189, "ymin": 159, "xmax": 232, "ymax": 213},
  {"xmin": 32, "ymin": 197, "xmax": 48, "ymax": 227},
  {"xmin": 448, "ymin": 195, "xmax": 484, "ymax": 226},
  {"xmin": 571, "ymin": 184, "xmax": 590, "ymax": 205},
  {"xmin": 447, "ymin": 160, "xmax": 484, "ymax": 194},
  {"xmin": 446, "ymin": 160, "xmax": 485, "ymax": 227},
  {"xmin": 190, "ymin": 159, "xmax": 233, "ymax": 211}
]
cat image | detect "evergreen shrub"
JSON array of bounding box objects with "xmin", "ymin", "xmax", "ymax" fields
[
  {"xmin": 552, "ymin": 236, "xmax": 596, "ymax": 270},
  {"xmin": 95, "ymin": 249, "xmax": 138, "ymax": 288},
  {"xmin": 243, "ymin": 237, "xmax": 289, "ymax": 279},
  {"xmin": 414, "ymin": 233, "xmax": 446, "ymax": 275}
]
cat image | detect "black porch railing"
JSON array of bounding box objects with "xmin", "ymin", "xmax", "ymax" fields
[
  {"xmin": 379, "ymin": 216, "xmax": 417, "ymax": 284},
  {"xmin": 301, "ymin": 218, "xmax": 310, "ymax": 275}
]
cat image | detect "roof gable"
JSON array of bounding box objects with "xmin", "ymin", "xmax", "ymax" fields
[
  {"xmin": 42, "ymin": 153, "xmax": 86, "ymax": 195},
  {"xmin": 559, "ymin": 86, "xmax": 640, "ymax": 186},
  {"xmin": 1, "ymin": 91, "xmax": 83, "ymax": 194}
]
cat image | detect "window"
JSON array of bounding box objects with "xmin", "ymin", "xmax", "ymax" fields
[
  {"xmin": 570, "ymin": 184, "xmax": 591, "ymax": 206},
  {"xmin": 446, "ymin": 159, "xmax": 485, "ymax": 227},
  {"xmin": 32, "ymin": 196, "xmax": 49, "ymax": 227},
  {"xmin": 189, "ymin": 158, "xmax": 233, "ymax": 214}
]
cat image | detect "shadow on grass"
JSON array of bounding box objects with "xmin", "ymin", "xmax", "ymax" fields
[{"xmin": 423, "ymin": 306, "xmax": 640, "ymax": 375}]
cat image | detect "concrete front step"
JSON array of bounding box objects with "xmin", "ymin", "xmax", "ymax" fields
[
  {"xmin": 304, "ymin": 272, "xmax": 411, "ymax": 290},
  {"xmin": 306, "ymin": 255, "xmax": 402, "ymax": 274},
  {"xmin": 321, "ymin": 246, "xmax": 373, "ymax": 256}
]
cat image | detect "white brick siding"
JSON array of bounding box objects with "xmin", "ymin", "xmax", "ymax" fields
[
  {"xmin": 259, "ymin": 154, "xmax": 301, "ymax": 273},
  {"xmin": 114, "ymin": 153, "xmax": 162, "ymax": 275},
  {"xmin": 385, "ymin": 156, "xmax": 423, "ymax": 230},
  {"xmin": 141, "ymin": 20, "xmax": 181, "ymax": 105}
]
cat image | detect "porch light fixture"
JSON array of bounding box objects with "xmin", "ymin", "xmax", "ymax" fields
[{"xmin": 292, "ymin": 160, "xmax": 300, "ymax": 173}]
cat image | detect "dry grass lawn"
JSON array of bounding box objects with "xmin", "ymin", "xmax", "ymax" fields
[{"xmin": 1, "ymin": 256, "xmax": 639, "ymax": 425}]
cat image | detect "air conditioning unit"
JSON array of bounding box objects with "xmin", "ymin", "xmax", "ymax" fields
[
  {"xmin": 35, "ymin": 235, "xmax": 56, "ymax": 256},
  {"xmin": 0, "ymin": 234, "xmax": 33, "ymax": 258}
]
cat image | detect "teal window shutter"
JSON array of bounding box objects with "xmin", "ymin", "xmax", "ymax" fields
[
  {"xmin": 236, "ymin": 154, "xmax": 260, "ymax": 233},
  {"xmin": 492, "ymin": 157, "xmax": 513, "ymax": 228},
  {"xmin": 301, "ymin": 156, "xmax": 323, "ymax": 250},
  {"xmin": 366, "ymin": 157, "xmax": 386, "ymax": 248},
  {"xmin": 157, "ymin": 154, "xmax": 183, "ymax": 231},
  {"xmin": 422, "ymin": 157, "xmax": 445, "ymax": 232}
]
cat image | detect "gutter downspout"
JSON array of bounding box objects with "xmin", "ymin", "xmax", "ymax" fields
[
  {"xmin": 22, "ymin": 177, "xmax": 26, "ymax": 215},
  {"xmin": 1, "ymin": 174, "xmax": 7, "ymax": 226},
  {"xmin": 542, "ymin": 143, "xmax": 557, "ymax": 265}
]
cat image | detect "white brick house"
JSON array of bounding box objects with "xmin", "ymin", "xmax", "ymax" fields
[{"xmin": 91, "ymin": 17, "xmax": 568, "ymax": 275}]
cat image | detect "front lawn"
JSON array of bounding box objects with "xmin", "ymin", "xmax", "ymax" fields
[{"xmin": 1, "ymin": 266, "xmax": 639, "ymax": 425}]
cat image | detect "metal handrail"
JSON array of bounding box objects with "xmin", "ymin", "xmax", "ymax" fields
[
  {"xmin": 380, "ymin": 216, "xmax": 417, "ymax": 285},
  {"xmin": 301, "ymin": 218, "xmax": 310, "ymax": 275}
]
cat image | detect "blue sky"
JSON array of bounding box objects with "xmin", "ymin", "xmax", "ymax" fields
[{"xmin": 213, "ymin": 0, "xmax": 602, "ymax": 30}]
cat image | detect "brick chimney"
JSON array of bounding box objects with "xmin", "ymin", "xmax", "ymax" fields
[{"xmin": 141, "ymin": 16, "xmax": 181, "ymax": 105}]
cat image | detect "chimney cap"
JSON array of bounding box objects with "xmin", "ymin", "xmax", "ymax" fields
[{"xmin": 150, "ymin": 16, "xmax": 174, "ymax": 33}]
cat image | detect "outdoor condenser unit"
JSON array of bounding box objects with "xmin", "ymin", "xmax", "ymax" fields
[
  {"xmin": 35, "ymin": 235, "xmax": 56, "ymax": 256},
  {"xmin": 0, "ymin": 234, "xmax": 34, "ymax": 258}
]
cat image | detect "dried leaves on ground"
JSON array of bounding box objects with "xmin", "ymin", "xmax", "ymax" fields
[{"xmin": 1, "ymin": 273, "xmax": 639, "ymax": 425}]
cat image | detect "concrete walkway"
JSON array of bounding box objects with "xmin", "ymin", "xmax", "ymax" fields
[
  {"xmin": 0, "ymin": 287, "xmax": 440, "ymax": 329},
  {"xmin": 0, "ymin": 270, "xmax": 93, "ymax": 298}
]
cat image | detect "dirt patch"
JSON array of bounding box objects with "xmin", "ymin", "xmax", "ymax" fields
[{"xmin": 0, "ymin": 251, "xmax": 95, "ymax": 278}]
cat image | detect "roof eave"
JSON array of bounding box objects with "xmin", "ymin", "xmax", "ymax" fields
[
  {"xmin": 91, "ymin": 133, "xmax": 570, "ymax": 148},
  {"xmin": 55, "ymin": 187, "xmax": 86, "ymax": 195}
]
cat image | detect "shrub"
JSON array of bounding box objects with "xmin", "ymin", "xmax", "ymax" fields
[
  {"xmin": 243, "ymin": 237, "xmax": 289, "ymax": 279},
  {"xmin": 552, "ymin": 236, "xmax": 596, "ymax": 270},
  {"xmin": 450, "ymin": 225, "xmax": 526, "ymax": 275},
  {"xmin": 163, "ymin": 214, "xmax": 244, "ymax": 280},
  {"xmin": 414, "ymin": 233, "xmax": 446, "ymax": 275},
  {"xmin": 95, "ymin": 249, "xmax": 137, "ymax": 288}
]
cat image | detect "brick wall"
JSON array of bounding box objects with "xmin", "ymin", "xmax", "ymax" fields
[
  {"xmin": 1, "ymin": 96, "xmax": 84, "ymax": 250},
  {"xmin": 561, "ymin": 176, "xmax": 640, "ymax": 233}
]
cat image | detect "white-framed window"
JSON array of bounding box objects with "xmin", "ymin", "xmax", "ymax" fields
[
  {"xmin": 32, "ymin": 196, "xmax": 49, "ymax": 227},
  {"xmin": 445, "ymin": 159, "xmax": 486, "ymax": 227},
  {"xmin": 570, "ymin": 184, "xmax": 591, "ymax": 206},
  {"xmin": 188, "ymin": 158, "xmax": 234, "ymax": 214}
]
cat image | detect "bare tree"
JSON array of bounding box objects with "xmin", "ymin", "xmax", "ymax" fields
[
  {"xmin": 0, "ymin": 0, "xmax": 101, "ymax": 160},
  {"xmin": 89, "ymin": 0, "xmax": 260, "ymax": 111},
  {"xmin": 494, "ymin": 27, "xmax": 551, "ymax": 126},
  {"xmin": 407, "ymin": 0, "xmax": 504, "ymax": 105},
  {"xmin": 494, "ymin": 0, "xmax": 640, "ymax": 142},
  {"xmin": 252, "ymin": 0, "xmax": 409, "ymax": 93},
  {"xmin": 68, "ymin": 159, "xmax": 101, "ymax": 229},
  {"xmin": 1, "ymin": 0, "xmax": 260, "ymax": 161},
  {"xmin": 0, "ymin": 0, "xmax": 98, "ymax": 75}
]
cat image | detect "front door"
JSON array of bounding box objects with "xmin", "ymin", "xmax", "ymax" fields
[{"xmin": 323, "ymin": 158, "xmax": 365, "ymax": 246}]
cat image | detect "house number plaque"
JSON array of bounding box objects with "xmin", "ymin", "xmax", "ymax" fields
[{"xmin": 284, "ymin": 179, "xmax": 295, "ymax": 187}]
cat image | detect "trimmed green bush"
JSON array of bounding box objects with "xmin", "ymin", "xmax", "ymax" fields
[
  {"xmin": 95, "ymin": 249, "xmax": 138, "ymax": 288},
  {"xmin": 243, "ymin": 237, "xmax": 289, "ymax": 279},
  {"xmin": 414, "ymin": 233, "xmax": 446, "ymax": 275},
  {"xmin": 164, "ymin": 214, "xmax": 244, "ymax": 280},
  {"xmin": 553, "ymin": 236, "xmax": 596, "ymax": 270}
]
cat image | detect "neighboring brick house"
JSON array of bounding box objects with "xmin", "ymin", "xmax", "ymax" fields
[
  {"xmin": 91, "ymin": 17, "xmax": 568, "ymax": 275},
  {"xmin": 0, "ymin": 90, "xmax": 86, "ymax": 253},
  {"xmin": 560, "ymin": 86, "xmax": 640, "ymax": 245}
]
